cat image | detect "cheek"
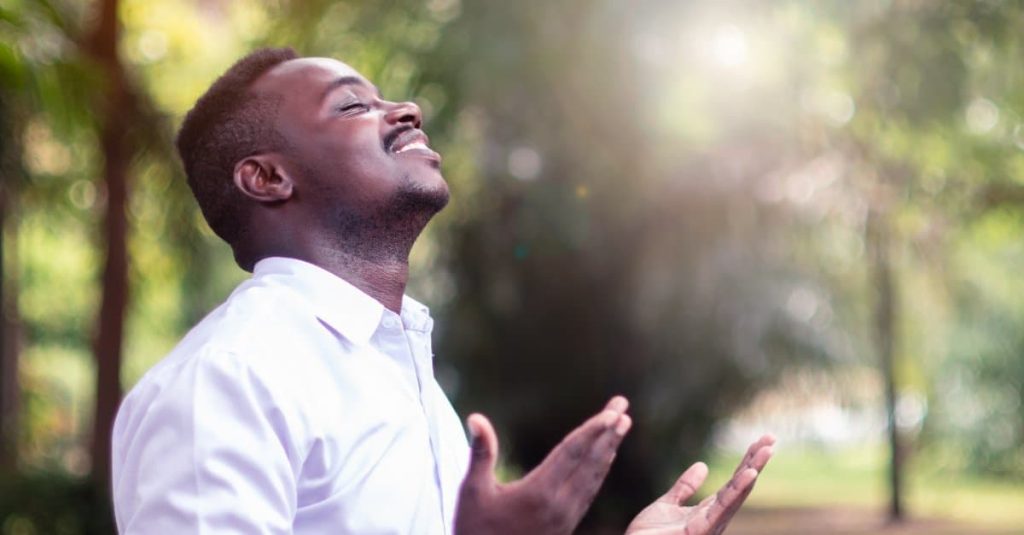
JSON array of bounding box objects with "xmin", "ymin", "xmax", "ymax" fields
[
  {"xmin": 303, "ymin": 131, "xmax": 402, "ymax": 203},
  {"xmin": 312, "ymin": 128, "xmax": 393, "ymax": 173}
]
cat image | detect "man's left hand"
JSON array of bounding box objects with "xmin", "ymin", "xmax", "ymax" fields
[{"xmin": 625, "ymin": 435, "xmax": 775, "ymax": 535}]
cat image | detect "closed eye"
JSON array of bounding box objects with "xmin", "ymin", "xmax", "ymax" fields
[{"xmin": 336, "ymin": 101, "xmax": 369, "ymax": 114}]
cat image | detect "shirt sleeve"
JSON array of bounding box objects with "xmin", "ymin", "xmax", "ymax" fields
[{"xmin": 112, "ymin": 348, "xmax": 301, "ymax": 534}]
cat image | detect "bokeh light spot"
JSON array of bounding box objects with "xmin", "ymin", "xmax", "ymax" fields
[
  {"xmin": 508, "ymin": 146, "xmax": 542, "ymax": 181},
  {"xmin": 710, "ymin": 25, "xmax": 749, "ymax": 68},
  {"xmin": 966, "ymin": 97, "xmax": 999, "ymax": 134}
]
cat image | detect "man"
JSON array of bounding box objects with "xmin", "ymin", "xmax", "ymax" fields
[{"xmin": 111, "ymin": 47, "xmax": 774, "ymax": 534}]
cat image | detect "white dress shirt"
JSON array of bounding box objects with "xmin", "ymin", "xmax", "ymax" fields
[{"xmin": 112, "ymin": 257, "xmax": 470, "ymax": 534}]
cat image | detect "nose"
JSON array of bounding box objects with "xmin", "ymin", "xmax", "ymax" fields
[{"xmin": 384, "ymin": 100, "xmax": 422, "ymax": 129}]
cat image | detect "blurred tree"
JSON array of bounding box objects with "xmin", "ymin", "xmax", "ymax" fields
[
  {"xmin": 0, "ymin": 0, "xmax": 88, "ymax": 473},
  {"xmin": 0, "ymin": 65, "xmax": 21, "ymax": 474},
  {"xmin": 83, "ymin": 0, "xmax": 132, "ymax": 493},
  {"xmin": 842, "ymin": 0, "xmax": 1024, "ymax": 514},
  {"xmin": 420, "ymin": 0, "xmax": 828, "ymax": 526},
  {"xmin": 3, "ymin": 0, "xmax": 1024, "ymax": 532}
]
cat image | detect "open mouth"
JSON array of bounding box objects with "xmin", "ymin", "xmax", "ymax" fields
[
  {"xmin": 396, "ymin": 140, "xmax": 430, "ymax": 154},
  {"xmin": 387, "ymin": 128, "xmax": 440, "ymax": 162}
]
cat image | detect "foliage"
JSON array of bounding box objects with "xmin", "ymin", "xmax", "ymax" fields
[
  {"xmin": 1, "ymin": 0, "xmax": 1023, "ymax": 530},
  {"xmin": 0, "ymin": 471, "xmax": 113, "ymax": 535}
]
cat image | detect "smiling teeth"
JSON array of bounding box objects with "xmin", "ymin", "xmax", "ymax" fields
[{"xmin": 396, "ymin": 141, "xmax": 429, "ymax": 153}]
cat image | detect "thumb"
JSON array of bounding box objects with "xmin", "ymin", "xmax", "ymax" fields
[
  {"xmin": 463, "ymin": 413, "xmax": 499, "ymax": 490},
  {"xmin": 664, "ymin": 462, "xmax": 709, "ymax": 505}
]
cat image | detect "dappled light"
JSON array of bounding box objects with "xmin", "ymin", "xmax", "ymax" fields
[{"xmin": 1, "ymin": 0, "xmax": 1023, "ymax": 533}]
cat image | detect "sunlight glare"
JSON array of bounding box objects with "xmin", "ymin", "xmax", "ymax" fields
[{"xmin": 710, "ymin": 25, "xmax": 749, "ymax": 68}]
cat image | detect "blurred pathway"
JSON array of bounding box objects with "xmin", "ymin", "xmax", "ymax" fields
[{"xmin": 723, "ymin": 507, "xmax": 1022, "ymax": 535}]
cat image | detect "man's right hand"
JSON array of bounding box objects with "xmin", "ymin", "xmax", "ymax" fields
[{"xmin": 453, "ymin": 396, "xmax": 632, "ymax": 535}]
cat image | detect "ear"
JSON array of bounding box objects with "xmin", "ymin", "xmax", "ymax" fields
[{"xmin": 233, "ymin": 155, "xmax": 294, "ymax": 203}]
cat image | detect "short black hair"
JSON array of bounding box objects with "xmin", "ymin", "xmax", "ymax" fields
[{"xmin": 176, "ymin": 47, "xmax": 298, "ymax": 247}]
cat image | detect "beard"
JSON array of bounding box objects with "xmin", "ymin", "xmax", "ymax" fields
[
  {"xmin": 327, "ymin": 171, "xmax": 450, "ymax": 263},
  {"xmin": 393, "ymin": 170, "xmax": 450, "ymax": 218}
]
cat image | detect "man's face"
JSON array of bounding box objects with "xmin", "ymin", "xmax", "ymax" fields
[{"xmin": 252, "ymin": 57, "xmax": 448, "ymax": 228}]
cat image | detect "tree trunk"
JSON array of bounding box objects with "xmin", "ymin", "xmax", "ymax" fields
[
  {"xmin": 87, "ymin": 0, "xmax": 130, "ymax": 493},
  {"xmin": 867, "ymin": 206, "xmax": 903, "ymax": 522},
  {"xmin": 0, "ymin": 92, "xmax": 18, "ymax": 472}
]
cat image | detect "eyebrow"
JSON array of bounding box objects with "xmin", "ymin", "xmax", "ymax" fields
[{"xmin": 320, "ymin": 76, "xmax": 382, "ymax": 101}]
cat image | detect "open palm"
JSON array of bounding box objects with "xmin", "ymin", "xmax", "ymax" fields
[{"xmin": 626, "ymin": 435, "xmax": 774, "ymax": 535}]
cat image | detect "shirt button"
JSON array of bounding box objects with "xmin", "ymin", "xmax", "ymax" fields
[{"xmin": 383, "ymin": 317, "xmax": 398, "ymax": 329}]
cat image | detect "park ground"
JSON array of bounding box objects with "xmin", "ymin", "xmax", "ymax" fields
[
  {"xmin": 726, "ymin": 507, "xmax": 1021, "ymax": 534},
  {"xmin": 699, "ymin": 444, "xmax": 1024, "ymax": 534}
]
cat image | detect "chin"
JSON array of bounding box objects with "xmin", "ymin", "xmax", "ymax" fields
[
  {"xmin": 419, "ymin": 181, "xmax": 451, "ymax": 214},
  {"xmin": 397, "ymin": 171, "xmax": 450, "ymax": 215},
  {"xmin": 411, "ymin": 167, "xmax": 450, "ymax": 202}
]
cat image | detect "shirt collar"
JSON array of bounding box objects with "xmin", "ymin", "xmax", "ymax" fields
[
  {"xmin": 251, "ymin": 256, "xmax": 432, "ymax": 346},
  {"xmin": 400, "ymin": 294, "xmax": 434, "ymax": 333}
]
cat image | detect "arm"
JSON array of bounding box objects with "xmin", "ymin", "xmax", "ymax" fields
[
  {"xmin": 454, "ymin": 396, "xmax": 633, "ymax": 535},
  {"xmin": 112, "ymin": 350, "xmax": 299, "ymax": 534}
]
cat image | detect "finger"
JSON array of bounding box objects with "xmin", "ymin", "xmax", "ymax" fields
[
  {"xmin": 557, "ymin": 413, "xmax": 632, "ymax": 520},
  {"xmin": 703, "ymin": 467, "xmax": 758, "ymax": 528},
  {"xmin": 662, "ymin": 461, "xmax": 709, "ymax": 505},
  {"xmin": 725, "ymin": 442, "xmax": 773, "ymax": 500},
  {"xmin": 732, "ymin": 434, "xmax": 776, "ymax": 477},
  {"xmin": 461, "ymin": 413, "xmax": 499, "ymax": 492},
  {"xmin": 605, "ymin": 395, "xmax": 629, "ymax": 414},
  {"xmin": 745, "ymin": 444, "xmax": 774, "ymax": 474},
  {"xmin": 728, "ymin": 446, "xmax": 774, "ymax": 507},
  {"xmin": 707, "ymin": 445, "xmax": 774, "ymax": 529},
  {"xmin": 726, "ymin": 446, "xmax": 773, "ymax": 501},
  {"xmin": 533, "ymin": 396, "xmax": 629, "ymax": 486},
  {"xmin": 588, "ymin": 413, "xmax": 631, "ymax": 465}
]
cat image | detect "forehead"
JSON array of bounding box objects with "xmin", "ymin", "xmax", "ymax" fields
[{"xmin": 253, "ymin": 57, "xmax": 371, "ymax": 97}]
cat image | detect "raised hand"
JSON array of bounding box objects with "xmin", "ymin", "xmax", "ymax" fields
[
  {"xmin": 625, "ymin": 435, "xmax": 775, "ymax": 535},
  {"xmin": 454, "ymin": 396, "xmax": 633, "ymax": 535}
]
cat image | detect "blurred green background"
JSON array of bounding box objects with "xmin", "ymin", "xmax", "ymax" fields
[{"xmin": 1, "ymin": 0, "xmax": 1023, "ymax": 533}]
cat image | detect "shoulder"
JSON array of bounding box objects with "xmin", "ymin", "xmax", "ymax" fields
[
  {"xmin": 111, "ymin": 346, "xmax": 305, "ymax": 533},
  {"xmin": 190, "ymin": 279, "xmax": 322, "ymax": 357},
  {"xmin": 118, "ymin": 280, "xmax": 338, "ymax": 433},
  {"xmin": 113, "ymin": 341, "xmax": 319, "ymax": 482},
  {"xmin": 143, "ymin": 279, "xmax": 335, "ymax": 380}
]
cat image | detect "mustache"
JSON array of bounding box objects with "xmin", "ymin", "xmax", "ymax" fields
[{"xmin": 383, "ymin": 125, "xmax": 416, "ymax": 153}]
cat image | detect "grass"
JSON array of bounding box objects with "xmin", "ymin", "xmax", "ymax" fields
[{"xmin": 702, "ymin": 443, "xmax": 1024, "ymax": 532}]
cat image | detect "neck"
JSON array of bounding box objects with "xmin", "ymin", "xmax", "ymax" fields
[
  {"xmin": 246, "ymin": 222, "xmax": 421, "ymax": 313},
  {"xmin": 245, "ymin": 189, "xmax": 443, "ymax": 312},
  {"xmin": 301, "ymin": 244, "xmax": 410, "ymax": 312}
]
